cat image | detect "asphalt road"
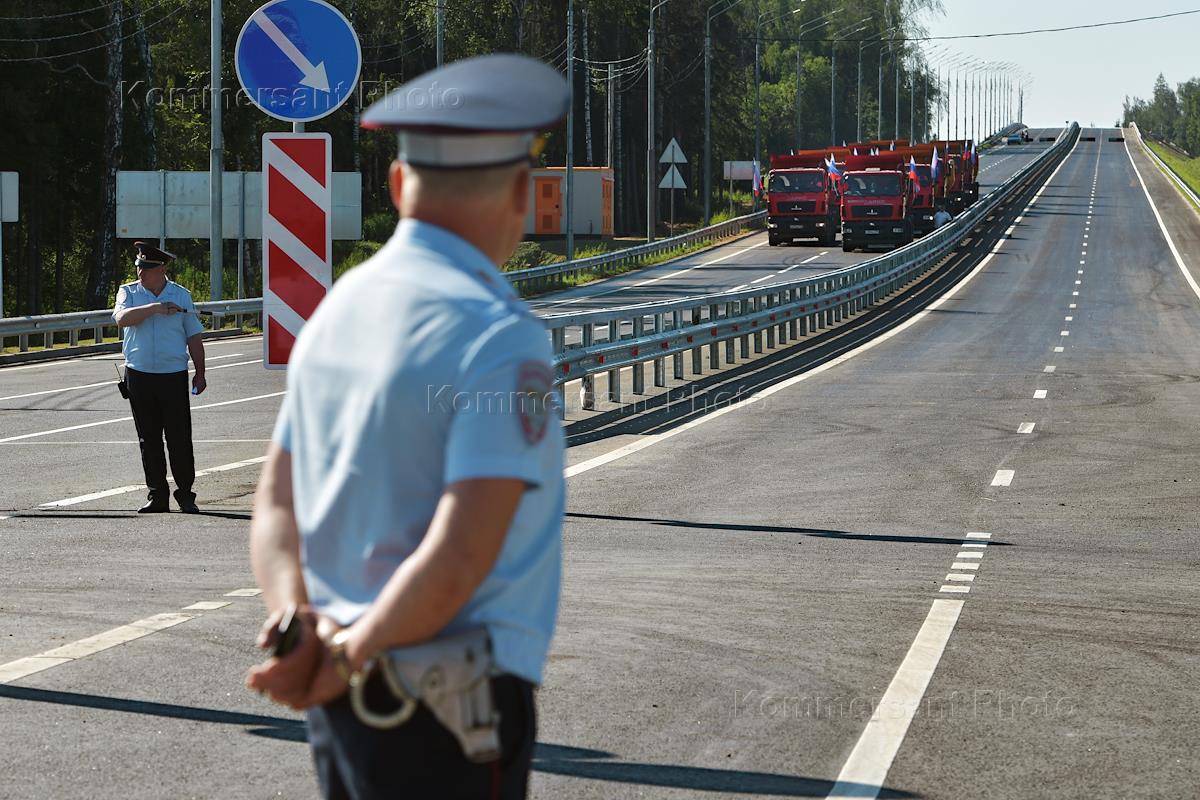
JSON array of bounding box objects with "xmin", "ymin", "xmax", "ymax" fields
[
  {"xmin": 1, "ymin": 126, "xmax": 1197, "ymax": 799},
  {"xmin": 531, "ymin": 129, "xmax": 1059, "ymax": 316}
]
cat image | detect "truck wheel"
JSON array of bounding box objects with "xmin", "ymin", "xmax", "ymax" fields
[
  {"xmin": 822, "ymin": 227, "xmax": 837, "ymax": 246},
  {"xmin": 768, "ymin": 235, "xmax": 780, "ymax": 246},
  {"xmin": 842, "ymin": 240, "xmax": 854, "ymax": 253}
]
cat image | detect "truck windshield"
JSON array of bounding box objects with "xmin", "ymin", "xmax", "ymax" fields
[
  {"xmin": 769, "ymin": 172, "xmax": 825, "ymax": 193},
  {"xmin": 844, "ymin": 174, "xmax": 901, "ymax": 196}
]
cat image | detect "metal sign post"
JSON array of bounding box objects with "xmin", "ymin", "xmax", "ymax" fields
[
  {"xmin": 658, "ymin": 139, "xmax": 687, "ymax": 236},
  {"xmin": 235, "ymin": 0, "xmax": 360, "ymax": 367},
  {"xmin": 0, "ymin": 173, "xmax": 17, "ymax": 319}
]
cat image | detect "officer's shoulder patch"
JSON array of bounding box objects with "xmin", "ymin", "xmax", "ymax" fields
[{"xmin": 516, "ymin": 360, "xmax": 553, "ymax": 446}]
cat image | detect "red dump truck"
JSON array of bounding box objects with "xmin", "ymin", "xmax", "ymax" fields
[
  {"xmin": 765, "ymin": 151, "xmax": 841, "ymax": 246},
  {"xmin": 932, "ymin": 139, "xmax": 978, "ymax": 213},
  {"xmin": 895, "ymin": 146, "xmax": 942, "ymax": 236},
  {"xmin": 840, "ymin": 151, "xmax": 914, "ymax": 252}
]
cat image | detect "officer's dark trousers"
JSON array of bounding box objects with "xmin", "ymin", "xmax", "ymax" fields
[
  {"xmin": 125, "ymin": 367, "xmax": 195, "ymax": 504},
  {"xmin": 307, "ymin": 674, "xmax": 535, "ymax": 800}
]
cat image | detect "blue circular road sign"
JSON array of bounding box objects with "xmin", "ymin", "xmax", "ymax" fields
[{"xmin": 235, "ymin": 0, "xmax": 362, "ymax": 123}]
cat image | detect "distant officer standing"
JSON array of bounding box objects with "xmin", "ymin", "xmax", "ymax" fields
[
  {"xmin": 247, "ymin": 54, "xmax": 568, "ymax": 799},
  {"xmin": 112, "ymin": 242, "xmax": 206, "ymax": 514}
]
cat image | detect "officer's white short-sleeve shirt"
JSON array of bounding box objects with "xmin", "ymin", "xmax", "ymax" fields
[
  {"xmin": 273, "ymin": 220, "xmax": 565, "ymax": 685},
  {"xmin": 112, "ymin": 280, "xmax": 204, "ymax": 373}
]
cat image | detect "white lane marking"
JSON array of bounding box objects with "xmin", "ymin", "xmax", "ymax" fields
[
  {"xmin": 1034, "ymin": 389, "xmax": 1048, "ymax": 399},
  {"xmin": 1044, "ymin": 365, "xmax": 1056, "ymax": 373},
  {"xmin": 1054, "ymin": 346, "xmax": 1065, "ymax": 352},
  {"xmin": 1074, "ymin": 280, "xmax": 1082, "ymax": 285},
  {"xmin": 183, "ymin": 601, "xmax": 230, "ymax": 611},
  {"xmin": 38, "ymin": 455, "xmax": 269, "ymax": 508},
  {"xmin": 1060, "ymin": 330, "xmax": 1070, "ymax": 336},
  {"xmin": 0, "ymin": 392, "xmax": 285, "ymax": 444},
  {"xmin": 965, "ymin": 532, "xmax": 992, "ymax": 539},
  {"xmin": 567, "ymin": 136, "xmax": 1084, "ymax": 481},
  {"xmin": 0, "ymin": 337, "xmax": 263, "ymax": 374},
  {"xmin": 1069, "ymin": 303, "xmax": 1077, "ymax": 309},
  {"xmin": 1018, "ymin": 422, "xmax": 1036, "ymax": 434},
  {"xmin": 543, "ymin": 240, "xmax": 770, "ymax": 307},
  {"xmin": 990, "ymin": 470, "xmax": 1015, "ymax": 487},
  {"xmin": 0, "ymin": 612, "xmax": 194, "ymax": 684},
  {"xmin": 750, "ymin": 275, "xmax": 774, "ymax": 284},
  {"xmin": 945, "ymin": 573, "xmax": 976, "ymax": 582},
  {"xmin": 961, "ymin": 542, "xmax": 988, "ymax": 549},
  {"xmin": 1072, "ymin": 291, "xmax": 1079, "ymax": 296},
  {"xmin": 1064, "ymin": 316, "xmax": 1073, "ymax": 322},
  {"xmin": 956, "ymin": 551, "xmax": 984, "ymax": 559},
  {"xmin": 728, "ymin": 284, "xmax": 749, "ymax": 292},
  {"xmin": 825, "ymin": 599, "xmax": 965, "ymax": 799},
  {"xmin": 1125, "ymin": 132, "xmax": 1200, "ymax": 303},
  {"xmin": 939, "ymin": 585, "xmax": 970, "ymax": 594},
  {"xmin": 1, "ymin": 439, "xmax": 272, "ymax": 446},
  {"xmin": 951, "ymin": 562, "xmax": 980, "ymax": 571},
  {"xmin": 225, "ymin": 588, "xmax": 262, "ymax": 597},
  {"xmin": 0, "ymin": 357, "xmax": 262, "ymax": 401}
]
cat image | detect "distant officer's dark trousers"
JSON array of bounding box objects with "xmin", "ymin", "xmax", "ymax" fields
[
  {"xmin": 125, "ymin": 367, "xmax": 195, "ymax": 504},
  {"xmin": 307, "ymin": 674, "xmax": 536, "ymax": 800}
]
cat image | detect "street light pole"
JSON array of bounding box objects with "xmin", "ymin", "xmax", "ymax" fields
[
  {"xmin": 647, "ymin": 1, "xmax": 666, "ymax": 242},
  {"xmin": 566, "ymin": 0, "xmax": 574, "ymax": 260},
  {"xmin": 209, "ymin": 0, "xmax": 222, "ymax": 302},
  {"xmin": 703, "ymin": 0, "xmax": 745, "ymax": 226}
]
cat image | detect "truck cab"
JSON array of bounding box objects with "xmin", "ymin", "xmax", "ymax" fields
[
  {"xmin": 765, "ymin": 152, "xmax": 841, "ymax": 246},
  {"xmin": 839, "ymin": 162, "xmax": 913, "ymax": 252}
]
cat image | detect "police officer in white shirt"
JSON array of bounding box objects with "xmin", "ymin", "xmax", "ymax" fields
[
  {"xmin": 112, "ymin": 242, "xmax": 206, "ymax": 514},
  {"xmin": 247, "ymin": 54, "xmax": 568, "ymax": 799}
]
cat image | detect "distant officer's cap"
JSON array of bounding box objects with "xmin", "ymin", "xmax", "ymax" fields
[
  {"xmin": 361, "ymin": 54, "xmax": 569, "ymax": 170},
  {"xmin": 134, "ymin": 241, "xmax": 175, "ymax": 267}
]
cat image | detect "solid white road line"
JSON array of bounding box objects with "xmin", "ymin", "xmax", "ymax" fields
[
  {"xmin": 0, "ymin": 612, "xmax": 194, "ymax": 685},
  {"xmin": 1125, "ymin": 133, "xmax": 1200, "ymax": 303},
  {"xmin": 990, "ymin": 470, "xmax": 1015, "ymax": 487},
  {"xmin": 568, "ymin": 136, "xmax": 1084, "ymax": 481},
  {"xmin": 1034, "ymin": 389, "xmax": 1048, "ymax": 399},
  {"xmin": 0, "ymin": 357, "xmax": 262, "ymax": 402},
  {"xmin": 1018, "ymin": 422, "xmax": 1036, "ymax": 434},
  {"xmin": 825, "ymin": 599, "xmax": 965, "ymax": 799},
  {"xmin": 225, "ymin": 588, "xmax": 262, "ymax": 597},
  {"xmin": 542, "ymin": 240, "xmax": 770, "ymax": 308},
  {"xmin": 0, "ymin": 392, "xmax": 285, "ymax": 444},
  {"xmin": 39, "ymin": 455, "xmax": 268, "ymax": 508}
]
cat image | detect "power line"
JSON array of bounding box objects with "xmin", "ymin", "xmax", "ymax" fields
[
  {"xmin": 0, "ymin": 0, "xmax": 177, "ymax": 44},
  {"xmin": 0, "ymin": 1, "xmax": 192, "ymax": 63},
  {"xmin": 0, "ymin": 1, "xmax": 119, "ymax": 22}
]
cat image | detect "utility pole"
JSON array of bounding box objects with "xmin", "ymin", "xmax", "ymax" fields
[
  {"xmin": 894, "ymin": 40, "xmax": 900, "ymax": 139},
  {"xmin": 704, "ymin": 19, "xmax": 712, "ymax": 224},
  {"xmin": 566, "ymin": 0, "xmax": 574, "ymax": 260},
  {"xmin": 583, "ymin": 9, "xmax": 593, "ymax": 165},
  {"xmin": 647, "ymin": 7, "xmax": 657, "ymax": 241},
  {"xmin": 754, "ymin": 31, "xmax": 760, "ymax": 206},
  {"xmin": 607, "ymin": 63, "xmax": 615, "ymax": 170},
  {"xmin": 209, "ymin": 0, "xmax": 222, "ymax": 302},
  {"xmin": 877, "ymin": 42, "xmax": 884, "ymax": 140},
  {"xmin": 830, "ymin": 39, "xmax": 836, "ymax": 146},
  {"xmin": 856, "ymin": 44, "xmax": 863, "ymax": 143},
  {"xmin": 436, "ymin": 0, "xmax": 445, "ymax": 66}
]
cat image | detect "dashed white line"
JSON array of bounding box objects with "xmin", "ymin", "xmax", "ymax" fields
[
  {"xmin": 1060, "ymin": 330, "xmax": 1070, "ymax": 336},
  {"xmin": 39, "ymin": 455, "xmax": 268, "ymax": 508},
  {"xmin": 225, "ymin": 588, "xmax": 262, "ymax": 597},
  {"xmin": 965, "ymin": 532, "xmax": 992, "ymax": 539},
  {"xmin": 990, "ymin": 470, "xmax": 1015, "ymax": 487},
  {"xmin": 1018, "ymin": 422, "xmax": 1036, "ymax": 434},
  {"xmin": 1054, "ymin": 346, "xmax": 1065, "ymax": 352},
  {"xmin": 951, "ymin": 562, "xmax": 980, "ymax": 571},
  {"xmin": 955, "ymin": 551, "xmax": 984, "ymax": 559},
  {"xmin": 1064, "ymin": 316, "xmax": 1073, "ymax": 322},
  {"xmin": 1034, "ymin": 389, "xmax": 1048, "ymax": 399},
  {"xmin": 1044, "ymin": 365, "xmax": 1057, "ymax": 372},
  {"xmin": 183, "ymin": 601, "xmax": 231, "ymax": 611}
]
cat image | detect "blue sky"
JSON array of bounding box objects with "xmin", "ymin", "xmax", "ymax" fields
[{"xmin": 918, "ymin": 2, "xmax": 1200, "ymax": 128}]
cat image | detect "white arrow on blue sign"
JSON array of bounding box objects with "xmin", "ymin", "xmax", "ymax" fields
[{"xmin": 235, "ymin": 0, "xmax": 361, "ymax": 123}]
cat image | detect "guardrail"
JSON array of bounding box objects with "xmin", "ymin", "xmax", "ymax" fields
[
  {"xmin": 0, "ymin": 299, "xmax": 262, "ymax": 355},
  {"xmin": 1133, "ymin": 123, "xmax": 1200, "ymax": 207},
  {"xmin": 546, "ymin": 124, "xmax": 1079, "ymax": 408},
  {"xmin": 0, "ymin": 210, "xmax": 766, "ymax": 357},
  {"xmin": 504, "ymin": 209, "xmax": 766, "ymax": 291}
]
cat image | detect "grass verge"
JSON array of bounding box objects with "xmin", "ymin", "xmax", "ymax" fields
[{"xmin": 1144, "ymin": 139, "xmax": 1200, "ymax": 215}]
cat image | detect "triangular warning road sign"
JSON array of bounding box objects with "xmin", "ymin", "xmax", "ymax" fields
[
  {"xmin": 659, "ymin": 138, "xmax": 687, "ymax": 164},
  {"xmin": 658, "ymin": 164, "xmax": 687, "ymax": 189}
]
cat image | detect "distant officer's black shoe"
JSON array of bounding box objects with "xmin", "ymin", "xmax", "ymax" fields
[{"xmin": 138, "ymin": 498, "xmax": 169, "ymax": 513}]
